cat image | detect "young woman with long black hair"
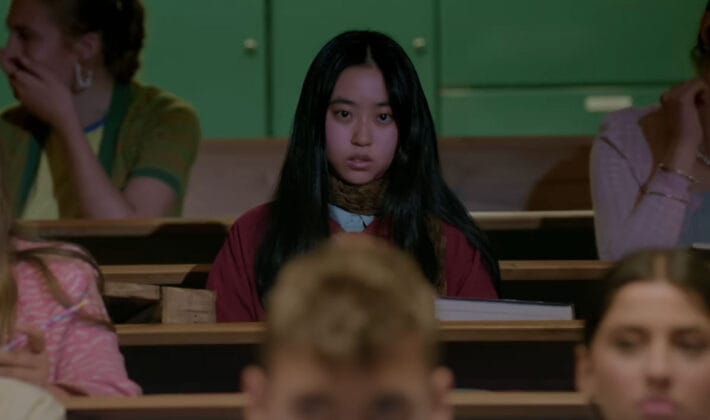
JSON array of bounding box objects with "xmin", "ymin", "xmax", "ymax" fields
[{"xmin": 208, "ymin": 30, "xmax": 499, "ymax": 322}]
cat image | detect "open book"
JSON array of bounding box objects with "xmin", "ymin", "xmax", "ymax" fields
[{"xmin": 436, "ymin": 297, "xmax": 574, "ymax": 321}]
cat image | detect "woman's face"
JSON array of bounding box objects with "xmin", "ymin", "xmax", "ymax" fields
[
  {"xmin": 325, "ymin": 64, "xmax": 399, "ymax": 185},
  {"xmin": 577, "ymin": 281, "xmax": 710, "ymax": 420},
  {"xmin": 3, "ymin": 0, "xmax": 77, "ymax": 91}
]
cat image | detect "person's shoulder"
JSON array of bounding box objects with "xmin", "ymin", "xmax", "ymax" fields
[
  {"xmin": 441, "ymin": 220, "xmax": 473, "ymax": 246},
  {"xmin": 12, "ymin": 238, "xmax": 98, "ymax": 299},
  {"xmin": 439, "ymin": 219, "xmax": 484, "ymax": 260},
  {"xmin": 593, "ymin": 105, "xmax": 660, "ymax": 165},
  {"xmin": 601, "ymin": 105, "xmax": 657, "ymax": 126},
  {"xmin": 597, "ymin": 105, "xmax": 658, "ymax": 146},
  {"xmin": 218, "ymin": 203, "xmax": 272, "ymax": 258},
  {"xmin": 233, "ymin": 203, "xmax": 272, "ymax": 231},
  {"xmin": 128, "ymin": 81, "xmax": 198, "ymax": 116}
]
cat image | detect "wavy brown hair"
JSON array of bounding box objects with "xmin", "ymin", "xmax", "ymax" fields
[
  {"xmin": 583, "ymin": 248, "xmax": 710, "ymax": 346},
  {"xmin": 39, "ymin": 0, "xmax": 145, "ymax": 83}
]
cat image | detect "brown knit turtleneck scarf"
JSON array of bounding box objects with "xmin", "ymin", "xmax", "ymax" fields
[
  {"xmin": 328, "ymin": 174, "xmax": 448, "ymax": 293},
  {"xmin": 329, "ymin": 175, "xmax": 387, "ymax": 215}
]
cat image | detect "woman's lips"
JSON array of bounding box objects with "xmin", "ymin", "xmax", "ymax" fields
[
  {"xmin": 346, "ymin": 155, "xmax": 372, "ymax": 170},
  {"xmin": 639, "ymin": 397, "xmax": 677, "ymax": 417}
]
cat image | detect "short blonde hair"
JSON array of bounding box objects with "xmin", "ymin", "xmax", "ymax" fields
[{"xmin": 264, "ymin": 234, "xmax": 438, "ymax": 368}]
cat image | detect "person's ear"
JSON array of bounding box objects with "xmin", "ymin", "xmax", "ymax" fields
[
  {"xmin": 574, "ymin": 344, "xmax": 596, "ymax": 396},
  {"xmin": 430, "ymin": 366, "xmax": 454, "ymax": 420},
  {"xmin": 72, "ymin": 31, "xmax": 102, "ymax": 65},
  {"xmin": 241, "ymin": 365, "xmax": 269, "ymax": 420}
]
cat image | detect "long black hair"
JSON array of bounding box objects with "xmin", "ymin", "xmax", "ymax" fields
[
  {"xmin": 692, "ymin": 1, "xmax": 710, "ymax": 70},
  {"xmin": 255, "ymin": 30, "xmax": 500, "ymax": 301}
]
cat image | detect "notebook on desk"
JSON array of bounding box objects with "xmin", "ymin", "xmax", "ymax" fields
[{"xmin": 436, "ymin": 297, "xmax": 575, "ymax": 321}]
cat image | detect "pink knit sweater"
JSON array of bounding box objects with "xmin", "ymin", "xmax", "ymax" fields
[
  {"xmin": 591, "ymin": 106, "xmax": 699, "ymax": 260},
  {"xmin": 11, "ymin": 239, "xmax": 140, "ymax": 396}
]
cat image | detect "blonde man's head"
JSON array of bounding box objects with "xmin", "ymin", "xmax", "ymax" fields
[
  {"xmin": 263, "ymin": 233, "xmax": 438, "ymax": 368},
  {"xmin": 243, "ymin": 234, "xmax": 452, "ymax": 420}
]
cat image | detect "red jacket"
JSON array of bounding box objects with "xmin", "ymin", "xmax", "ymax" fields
[{"xmin": 207, "ymin": 203, "xmax": 498, "ymax": 322}]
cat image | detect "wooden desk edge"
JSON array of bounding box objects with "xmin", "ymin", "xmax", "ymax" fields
[
  {"xmin": 14, "ymin": 210, "xmax": 594, "ymax": 237},
  {"xmin": 64, "ymin": 393, "xmax": 247, "ymax": 410},
  {"xmin": 116, "ymin": 321, "xmax": 584, "ymax": 346},
  {"xmin": 100, "ymin": 260, "xmax": 611, "ymax": 286},
  {"xmin": 64, "ymin": 391, "xmax": 592, "ymax": 417}
]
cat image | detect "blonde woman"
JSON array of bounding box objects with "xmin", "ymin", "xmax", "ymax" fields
[{"xmin": 0, "ymin": 193, "xmax": 139, "ymax": 396}]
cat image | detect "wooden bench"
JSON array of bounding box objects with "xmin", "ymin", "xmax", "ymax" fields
[
  {"xmin": 15, "ymin": 210, "xmax": 598, "ymax": 264},
  {"xmin": 116, "ymin": 321, "xmax": 583, "ymax": 394},
  {"xmin": 101, "ymin": 259, "xmax": 611, "ymax": 322},
  {"xmin": 115, "ymin": 320, "xmax": 584, "ymax": 346},
  {"xmin": 183, "ymin": 137, "xmax": 593, "ymax": 217},
  {"xmin": 64, "ymin": 391, "xmax": 594, "ymax": 419},
  {"xmin": 102, "ymin": 259, "xmax": 610, "ymax": 286}
]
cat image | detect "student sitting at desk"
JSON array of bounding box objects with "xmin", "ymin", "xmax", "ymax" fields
[
  {"xmin": 591, "ymin": 2, "xmax": 710, "ymax": 259},
  {"xmin": 208, "ymin": 30, "xmax": 499, "ymax": 322},
  {"xmin": 576, "ymin": 249, "xmax": 710, "ymax": 419},
  {"xmin": 0, "ymin": 188, "xmax": 140, "ymax": 396},
  {"xmin": 241, "ymin": 234, "xmax": 453, "ymax": 420},
  {"xmin": 0, "ymin": 0, "xmax": 200, "ymax": 219}
]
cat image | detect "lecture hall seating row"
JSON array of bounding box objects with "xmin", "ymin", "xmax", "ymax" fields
[
  {"xmin": 99, "ymin": 259, "xmax": 610, "ymax": 322},
  {"xmin": 16, "ymin": 210, "xmax": 597, "ymax": 264},
  {"xmin": 14, "ymin": 136, "xmax": 598, "ymax": 263},
  {"xmin": 114, "ymin": 321, "xmax": 583, "ymax": 394},
  {"xmin": 15, "ymin": 137, "xmax": 600, "ymax": 403},
  {"xmin": 64, "ymin": 390, "xmax": 594, "ymax": 419}
]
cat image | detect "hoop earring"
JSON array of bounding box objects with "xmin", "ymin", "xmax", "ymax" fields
[{"xmin": 74, "ymin": 62, "xmax": 93, "ymax": 91}]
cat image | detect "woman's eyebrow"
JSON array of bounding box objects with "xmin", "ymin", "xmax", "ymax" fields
[
  {"xmin": 329, "ymin": 98, "xmax": 391, "ymax": 107},
  {"xmin": 329, "ymin": 98, "xmax": 355, "ymax": 106}
]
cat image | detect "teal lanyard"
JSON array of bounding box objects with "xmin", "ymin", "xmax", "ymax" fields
[{"xmin": 16, "ymin": 84, "xmax": 133, "ymax": 214}]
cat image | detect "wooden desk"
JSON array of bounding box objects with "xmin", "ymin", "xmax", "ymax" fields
[
  {"xmin": 65, "ymin": 393, "xmax": 246, "ymax": 420},
  {"xmin": 17, "ymin": 210, "xmax": 594, "ymax": 236},
  {"xmin": 116, "ymin": 321, "xmax": 582, "ymax": 394},
  {"xmin": 116, "ymin": 320, "xmax": 584, "ymax": 346},
  {"xmin": 64, "ymin": 391, "xmax": 593, "ymax": 420},
  {"xmin": 14, "ymin": 210, "xmax": 597, "ymax": 263},
  {"xmin": 450, "ymin": 391, "xmax": 592, "ymax": 419},
  {"xmin": 100, "ymin": 259, "xmax": 610, "ymax": 286},
  {"xmin": 101, "ymin": 260, "xmax": 610, "ymax": 320}
]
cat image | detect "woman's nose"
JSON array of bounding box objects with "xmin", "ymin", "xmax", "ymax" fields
[
  {"xmin": 351, "ymin": 119, "xmax": 373, "ymax": 146},
  {"xmin": 645, "ymin": 342, "xmax": 672, "ymax": 389}
]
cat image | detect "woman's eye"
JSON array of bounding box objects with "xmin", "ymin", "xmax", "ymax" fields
[
  {"xmin": 336, "ymin": 110, "xmax": 350, "ymax": 119},
  {"xmin": 613, "ymin": 337, "xmax": 641, "ymax": 353},
  {"xmin": 676, "ymin": 337, "xmax": 709, "ymax": 355},
  {"xmin": 377, "ymin": 113, "xmax": 392, "ymax": 123}
]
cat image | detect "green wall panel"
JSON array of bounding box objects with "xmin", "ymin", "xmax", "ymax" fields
[
  {"xmin": 139, "ymin": 0, "xmax": 266, "ymax": 138},
  {"xmin": 441, "ymin": 0, "xmax": 705, "ymax": 86},
  {"xmin": 440, "ymin": 86, "xmax": 667, "ymax": 136},
  {"xmin": 271, "ymin": 0, "xmax": 437, "ymax": 137},
  {"xmin": 0, "ymin": 0, "xmax": 13, "ymax": 110},
  {"xmin": 0, "ymin": 0, "xmax": 268, "ymax": 138}
]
